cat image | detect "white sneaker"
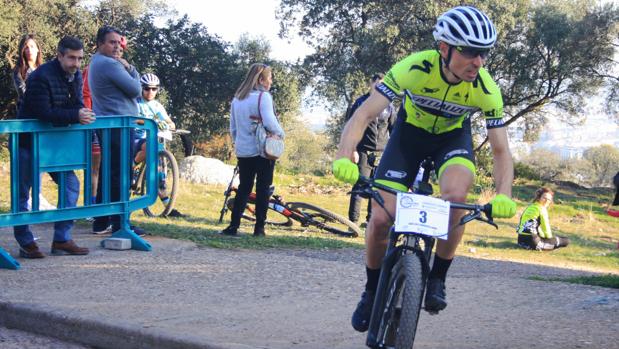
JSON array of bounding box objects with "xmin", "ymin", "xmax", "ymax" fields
[
  {"xmin": 26, "ymin": 194, "xmax": 57, "ymax": 211},
  {"xmin": 92, "ymin": 225, "xmax": 113, "ymax": 235}
]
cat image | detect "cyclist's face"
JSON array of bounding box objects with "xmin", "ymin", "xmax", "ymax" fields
[
  {"xmin": 541, "ymin": 194, "xmax": 553, "ymax": 207},
  {"xmin": 440, "ymin": 42, "xmax": 486, "ymax": 82},
  {"xmin": 142, "ymin": 86, "xmax": 158, "ymax": 101}
]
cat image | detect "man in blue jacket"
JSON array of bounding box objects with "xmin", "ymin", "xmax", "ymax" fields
[{"xmin": 15, "ymin": 36, "xmax": 95, "ymax": 258}]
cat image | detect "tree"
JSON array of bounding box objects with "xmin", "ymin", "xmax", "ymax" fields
[
  {"xmin": 278, "ymin": 0, "xmax": 619, "ymax": 147},
  {"xmin": 0, "ymin": 0, "xmax": 98, "ymax": 118},
  {"xmin": 583, "ymin": 144, "xmax": 619, "ymax": 187},
  {"xmin": 127, "ymin": 15, "xmax": 241, "ymax": 141}
]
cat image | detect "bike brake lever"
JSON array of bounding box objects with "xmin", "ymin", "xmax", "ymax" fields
[
  {"xmin": 459, "ymin": 211, "xmax": 480, "ymax": 225},
  {"xmin": 476, "ymin": 215, "xmax": 499, "ymax": 230}
]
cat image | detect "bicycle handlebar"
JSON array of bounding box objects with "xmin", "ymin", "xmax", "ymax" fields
[{"xmin": 352, "ymin": 176, "xmax": 498, "ymax": 229}]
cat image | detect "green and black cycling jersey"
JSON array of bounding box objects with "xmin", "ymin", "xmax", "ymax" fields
[{"xmin": 376, "ymin": 50, "xmax": 504, "ymax": 135}]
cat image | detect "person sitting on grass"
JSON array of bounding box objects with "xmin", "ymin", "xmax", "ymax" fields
[{"xmin": 516, "ymin": 187, "xmax": 569, "ymax": 251}]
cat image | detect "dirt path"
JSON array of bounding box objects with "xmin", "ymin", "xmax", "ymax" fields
[{"xmin": 0, "ymin": 226, "xmax": 618, "ymax": 349}]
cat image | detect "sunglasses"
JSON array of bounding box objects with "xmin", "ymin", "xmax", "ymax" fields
[
  {"xmin": 454, "ymin": 46, "xmax": 490, "ymax": 60},
  {"xmin": 143, "ymin": 87, "xmax": 158, "ymax": 91}
]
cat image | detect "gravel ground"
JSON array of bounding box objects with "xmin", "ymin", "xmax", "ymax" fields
[
  {"xmin": 0, "ymin": 224, "xmax": 618, "ymax": 349},
  {"xmin": 0, "ymin": 326, "xmax": 91, "ymax": 349}
]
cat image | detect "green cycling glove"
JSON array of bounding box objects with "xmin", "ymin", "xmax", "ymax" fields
[
  {"xmin": 490, "ymin": 194, "xmax": 517, "ymax": 218},
  {"xmin": 332, "ymin": 158, "xmax": 359, "ymax": 185}
]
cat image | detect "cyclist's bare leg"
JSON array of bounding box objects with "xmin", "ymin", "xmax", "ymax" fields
[
  {"xmin": 424, "ymin": 164, "xmax": 474, "ymax": 312},
  {"xmin": 134, "ymin": 143, "xmax": 147, "ymax": 164},
  {"xmin": 365, "ymin": 189, "xmax": 397, "ymax": 269},
  {"xmin": 436, "ymin": 164, "xmax": 474, "ymax": 259},
  {"xmin": 91, "ymin": 152, "xmax": 101, "ymax": 203}
]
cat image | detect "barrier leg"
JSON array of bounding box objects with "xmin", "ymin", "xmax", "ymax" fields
[
  {"xmin": 0, "ymin": 247, "xmax": 20, "ymax": 270},
  {"xmin": 101, "ymin": 213, "xmax": 151, "ymax": 251}
]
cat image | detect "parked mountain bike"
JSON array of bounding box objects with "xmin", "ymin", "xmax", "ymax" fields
[
  {"xmin": 131, "ymin": 125, "xmax": 190, "ymax": 217},
  {"xmin": 218, "ymin": 166, "xmax": 363, "ymax": 237},
  {"xmin": 353, "ymin": 159, "xmax": 497, "ymax": 349}
]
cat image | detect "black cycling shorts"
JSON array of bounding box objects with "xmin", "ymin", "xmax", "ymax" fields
[{"xmin": 374, "ymin": 107, "xmax": 475, "ymax": 191}]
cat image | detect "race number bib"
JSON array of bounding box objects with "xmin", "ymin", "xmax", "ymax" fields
[{"xmin": 395, "ymin": 193, "xmax": 450, "ymax": 240}]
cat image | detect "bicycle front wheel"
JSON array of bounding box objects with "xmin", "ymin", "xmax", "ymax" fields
[
  {"xmin": 376, "ymin": 253, "xmax": 425, "ymax": 349},
  {"xmin": 287, "ymin": 202, "xmax": 362, "ymax": 237},
  {"xmin": 143, "ymin": 149, "xmax": 179, "ymax": 217}
]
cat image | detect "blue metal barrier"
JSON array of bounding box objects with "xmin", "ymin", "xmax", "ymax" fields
[{"xmin": 0, "ymin": 116, "xmax": 159, "ymax": 270}]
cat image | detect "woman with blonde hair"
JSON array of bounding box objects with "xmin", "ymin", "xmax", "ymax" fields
[
  {"xmin": 221, "ymin": 63, "xmax": 285, "ymax": 237},
  {"xmin": 516, "ymin": 187, "xmax": 569, "ymax": 250}
]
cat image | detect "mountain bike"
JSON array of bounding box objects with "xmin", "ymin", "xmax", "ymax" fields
[
  {"xmin": 218, "ymin": 166, "xmax": 363, "ymax": 237},
  {"xmin": 131, "ymin": 126, "xmax": 190, "ymax": 217},
  {"xmin": 353, "ymin": 159, "xmax": 497, "ymax": 349}
]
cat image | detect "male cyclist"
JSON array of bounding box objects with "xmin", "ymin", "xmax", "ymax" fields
[
  {"xmin": 332, "ymin": 6, "xmax": 517, "ymax": 332},
  {"xmin": 135, "ymin": 73, "xmax": 184, "ymax": 218}
]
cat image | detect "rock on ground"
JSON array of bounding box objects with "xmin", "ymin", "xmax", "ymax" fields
[{"xmin": 179, "ymin": 156, "xmax": 238, "ymax": 186}]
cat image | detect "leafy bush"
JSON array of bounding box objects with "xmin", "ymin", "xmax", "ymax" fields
[{"xmin": 514, "ymin": 161, "xmax": 540, "ymax": 180}]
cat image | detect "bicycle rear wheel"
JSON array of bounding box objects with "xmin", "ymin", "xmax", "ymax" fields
[
  {"xmin": 143, "ymin": 149, "xmax": 179, "ymax": 217},
  {"xmin": 287, "ymin": 202, "xmax": 362, "ymax": 237},
  {"xmin": 225, "ymin": 196, "xmax": 293, "ymax": 227},
  {"xmin": 376, "ymin": 253, "xmax": 425, "ymax": 349}
]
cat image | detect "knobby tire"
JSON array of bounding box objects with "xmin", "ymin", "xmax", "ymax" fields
[
  {"xmin": 143, "ymin": 149, "xmax": 179, "ymax": 217},
  {"xmin": 287, "ymin": 202, "xmax": 362, "ymax": 237},
  {"xmin": 376, "ymin": 253, "xmax": 425, "ymax": 349}
]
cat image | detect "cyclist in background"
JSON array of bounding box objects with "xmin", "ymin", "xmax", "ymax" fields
[
  {"xmin": 135, "ymin": 73, "xmax": 184, "ymax": 218},
  {"xmin": 516, "ymin": 187, "xmax": 569, "ymax": 250},
  {"xmin": 332, "ymin": 6, "xmax": 517, "ymax": 332}
]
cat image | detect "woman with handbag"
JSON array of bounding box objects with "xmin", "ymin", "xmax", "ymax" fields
[{"xmin": 221, "ymin": 63, "xmax": 285, "ymax": 237}]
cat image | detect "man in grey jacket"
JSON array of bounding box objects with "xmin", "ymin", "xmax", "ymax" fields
[{"xmin": 88, "ymin": 26, "xmax": 145, "ymax": 236}]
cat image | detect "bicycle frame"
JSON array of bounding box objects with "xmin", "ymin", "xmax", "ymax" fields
[{"xmin": 354, "ymin": 159, "xmax": 496, "ymax": 348}]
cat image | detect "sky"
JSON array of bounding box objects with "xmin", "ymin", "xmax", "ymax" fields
[
  {"xmin": 167, "ymin": 0, "xmax": 331, "ymax": 127},
  {"xmin": 169, "ymin": 0, "xmax": 312, "ymax": 62}
]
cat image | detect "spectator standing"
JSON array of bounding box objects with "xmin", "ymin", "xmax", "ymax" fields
[
  {"xmin": 608, "ymin": 171, "xmax": 619, "ymax": 217},
  {"xmin": 13, "ymin": 34, "xmax": 56, "ymax": 211},
  {"xmin": 88, "ymin": 26, "xmax": 145, "ymax": 236},
  {"xmin": 14, "ymin": 36, "xmax": 95, "ymax": 258},
  {"xmin": 13, "ymin": 34, "xmax": 43, "ymax": 112},
  {"xmin": 221, "ymin": 63, "xmax": 284, "ymax": 237},
  {"xmin": 346, "ymin": 73, "xmax": 396, "ymax": 229},
  {"xmin": 83, "ymin": 35, "xmax": 128, "ymax": 206},
  {"xmin": 516, "ymin": 187, "xmax": 570, "ymax": 250}
]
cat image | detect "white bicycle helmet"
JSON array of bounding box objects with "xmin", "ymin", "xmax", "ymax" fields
[
  {"xmin": 433, "ymin": 6, "xmax": 497, "ymax": 48},
  {"xmin": 140, "ymin": 73, "xmax": 160, "ymax": 87}
]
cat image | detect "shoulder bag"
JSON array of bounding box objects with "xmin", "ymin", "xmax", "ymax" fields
[{"xmin": 251, "ymin": 92, "xmax": 284, "ymax": 160}]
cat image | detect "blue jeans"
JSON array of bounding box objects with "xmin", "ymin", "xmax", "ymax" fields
[{"xmin": 13, "ymin": 147, "xmax": 79, "ymax": 247}]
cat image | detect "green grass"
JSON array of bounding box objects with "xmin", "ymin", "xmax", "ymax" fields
[
  {"xmin": 528, "ymin": 274, "xmax": 619, "ymax": 289},
  {"xmin": 3, "ymin": 169, "xmax": 619, "ymax": 275}
]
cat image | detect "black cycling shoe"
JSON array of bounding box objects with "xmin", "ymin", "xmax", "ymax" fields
[
  {"xmin": 424, "ymin": 278, "xmax": 447, "ymax": 314},
  {"xmin": 351, "ymin": 290, "xmax": 375, "ymax": 332},
  {"xmin": 167, "ymin": 209, "xmax": 185, "ymax": 218}
]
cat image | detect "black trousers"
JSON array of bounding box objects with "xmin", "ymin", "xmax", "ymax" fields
[
  {"xmin": 518, "ymin": 234, "xmax": 570, "ymax": 251},
  {"xmin": 230, "ymin": 156, "xmax": 275, "ymax": 230},
  {"xmin": 348, "ymin": 151, "xmax": 376, "ymax": 223},
  {"xmin": 93, "ymin": 129, "xmax": 134, "ymax": 231}
]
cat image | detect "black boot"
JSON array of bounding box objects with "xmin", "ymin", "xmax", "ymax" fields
[
  {"xmin": 220, "ymin": 225, "xmax": 239, "ymax": 236},
  {"xmin": 253, "ymin": 225, "xmax": 265, "ymax": 237}
]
